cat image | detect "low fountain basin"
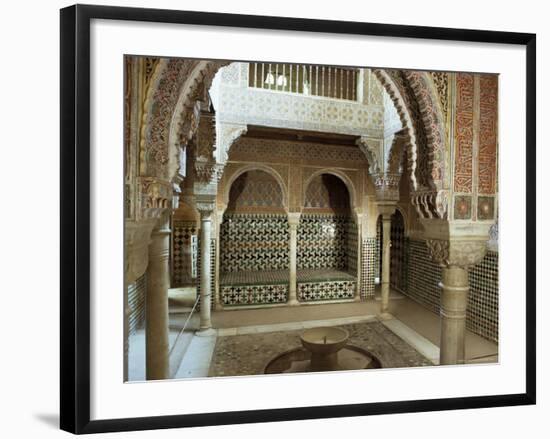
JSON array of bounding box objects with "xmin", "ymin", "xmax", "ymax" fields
[{"xmin": 300, "ymin": 327, "xmax": 349, "ymax": 371}]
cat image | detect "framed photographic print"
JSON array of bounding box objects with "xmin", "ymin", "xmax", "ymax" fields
[{"xmin": 60, "ymin": 4, "xmax": 536, "ymax": 434}]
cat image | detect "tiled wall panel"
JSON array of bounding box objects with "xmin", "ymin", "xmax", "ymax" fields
[
  {"xmin": 298, "ymin": 280, "xmax": 356, "ymax": 302},
  {"xmin": 405, "ymin": 239, "xmax": 442, "ymax": 314},
  {"xmin": 346, "ymin": 219, "xmax": 358, "ymax": 273},
  {"xmin": 220, "ymin": 214, "xmax": 289, "ymax": 272},
  {"xmin": 403, "ymin": 239, "xmax": 499, "ymax": 343},
  {"xmin": 297, "ymin": 214, "xmax": 348, "ymax": 270},
  {"xmin": 360, "ymin": 238, "xmax": 376, "ymax": 300},
  {"xmin": 221, "ymin": 284, "xmax": 288, "ymax": 306},
  {"xmin": 172, "ymin": 220, "xmax": 197, "ymax": 287},
  {"xmin": 468, "ymin": 251, "xmax": 499, "ymax": 341}
]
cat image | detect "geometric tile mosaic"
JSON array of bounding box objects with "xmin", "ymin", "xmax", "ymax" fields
[
  {"xmin": 404, "ymin": 239, "xmax": 442, "ymax": 314},
  {"xmin": 346, "ymin": 219, "xmax": 358, "ymax": 272},
  {"xmin": 297, "ymin": 280, "xmax": 356, "ymax": 302},
  {"xmin": 360, "ymin": 238, "xmax": 376, "ymax": 300},
  {"xmin": 390, "ymin": 211, "xmax": 407, "ymax": 292},
  {"xmin": 403, "ymin": 239, "xmax": 499, "ymax": 343},
  {"xmin": 297, "ymin": 214, "xmax": 349, "ymax": 270},
  {"xmin": 172, "ymin": 220, "xmax": 198, "ymax": 287},
  {"xmin": 221, "ymin": 284, "xmax": 288, "ymax": 306},
  {"xmin": 468, "ymin": 250, "xmax": 499, "ymax": 342},
  {"xmin": 220, "ymin": 213, "xmax": 289, "ymax": 272}
]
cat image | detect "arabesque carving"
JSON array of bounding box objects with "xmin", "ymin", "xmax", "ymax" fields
[{"xmin": 426, "ymin": 239, "xmax": 487, "ymax": 268}]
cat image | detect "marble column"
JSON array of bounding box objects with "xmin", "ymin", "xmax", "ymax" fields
[
  {"xmin": 353, "ymin": 212, "xmax": 363, "ymax": 302},
  {"xmin": 197, "ymin": 202, "xmax": 216, "ymax": 335},
  {"xmin": 213, "ymin": 211, "xmax": 225, "ymax": 311},
  {"xmin": 287, "ymin": 213, "xmax": 301, "ymax": 306},
  {"xmin": 380, "ymin": 214, "xmax": 392, "ymax": 314},
  {"xmin": 145, "ymin": 216, "xmax": 171, "ymax": 380},
  {"xmin": 377, "ymin": 203, "xmax": 397, "ymax": 315},
  {"xmin": 425, "ymin": 236, "xmax": 488, "ymax": 365},
  {"xmin": 439, "ymin": 265, "xmax": 469, "ymax": 364}
]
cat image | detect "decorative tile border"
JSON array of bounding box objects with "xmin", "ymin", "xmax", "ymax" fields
[
  {"xmin": 221, "ymin": 284, "xmax": 288, "ymax": 306},
  {"xmin": 298, "ymin": 280, "xmax": 356, "ymax": 302},
  {"xmin": 360, "ymin": 238, "xmax": 376, "ymax": 300}
]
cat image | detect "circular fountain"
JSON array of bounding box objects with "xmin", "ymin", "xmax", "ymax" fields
[
  {"xmin": 264, "ymin": 326, "xmax": 382, "ymax": 374},
  {"xmin": 300, "ymin": 327, "xmax": 349, "ymax": 371}
]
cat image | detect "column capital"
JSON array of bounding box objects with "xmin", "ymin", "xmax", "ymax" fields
[
  {"xmin": 376, "ymin": 201, "xmax": 398, "ymax": 219},
  {"xmin": 426, "ymin": 238, "xmax": 487, "ymax": 268},
  {"xmin": 287, "ymin": 212, "xmax": 301, "ymax": 227},
  {"xmin": 196, "ymin": 203, "xmax": 216, "ymax": 218},
  {"xmin": 373, "ymin": 173, "xmax": 401, "ymax": 203}
]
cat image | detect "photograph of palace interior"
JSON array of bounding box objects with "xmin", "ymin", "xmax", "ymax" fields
[{"xmin": 124, "ymin": 57, "xmax": 498, "ymax": 381}]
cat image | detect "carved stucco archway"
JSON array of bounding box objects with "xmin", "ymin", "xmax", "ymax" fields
[
  {"xmin": 139, "ymin": 59, "xmax": 230, "ymax": 185},
  {"xmin": 372, "ymin": 69, "xmax": 448, "ymax": 219},
  {"xmin": 303, "ymin": 168, "xmax": 358, "ymax": 212},
  {"xmin": 140, "ymin": 61, "xmax": 448, "ymax": 220},
  {"xmin": 221, "ymin": 164, "xmax": 289, "ymax": 210}
]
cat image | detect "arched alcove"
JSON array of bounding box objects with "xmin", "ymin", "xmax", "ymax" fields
[
  {"xmin": 297, "ymin": 174, "xmax": 358, "ymax": 301},
  {"xmin": 219, "ymin": 170, "xmax": 289, "ymax": 306}
]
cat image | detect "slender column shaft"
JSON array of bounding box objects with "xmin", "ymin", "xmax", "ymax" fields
[
  {"xmin": 380, "ymin": 216, "xmax": 392, "ymax": 313},
  {"xmin": 146, "ymin": 222, "xmax": 171, "ymax": 380},
  {"xmin": 288, "ymin": 222, "xmax": 299, "ymax": 305},
  {"xmin": 440, "ymin": 265, "xmax": 469, "ymax": 365},
  {"xmin": 199, "ymin": 212, "xmax": 213, "ymax": 330}
]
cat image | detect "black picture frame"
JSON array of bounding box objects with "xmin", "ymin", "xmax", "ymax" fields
[{"xmin": 60, "ymin": 4, "xmax": 536, "ymax": 434}]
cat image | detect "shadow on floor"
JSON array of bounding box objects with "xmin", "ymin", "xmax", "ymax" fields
[{"xmin": 34, "ymin": 413, "xmax": 58, "ymax": 429}]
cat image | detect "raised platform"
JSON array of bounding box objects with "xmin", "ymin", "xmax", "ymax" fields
[{"xmin": 219, "ymin": 269, "xmax": 357, "ymax": 306}]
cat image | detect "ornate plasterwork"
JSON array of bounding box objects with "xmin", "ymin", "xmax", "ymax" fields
[
  {"xmin": 222, "ymin": 163, "xmax": 289, "ymax": 209},
  {"xmin": 371, "ymin": 69, "xmax": 418, "ymax": 192},
  {"xmin": 194, "ymin": 194, "xmax": 217, "ymax": 217},
  {"xmin": 374, "ymin": 69, "xmax": 450, "ymax": 219},
  {"xmin": 429, "ymin": 72, "xmax": 449, "ymax": 123},
  {"xmin": 215, "ymin": 62, "xmax": 390, "ymax": 138},
  {"xmin": 478, "ymin": 74, "xmax": 498, "ymax": 195},
  {"xmin": 140, "ymin": 59, "xmax": 229, "ymax": 187},
  {"xmin": 231, "ymin": 137, "xmax": 368, "ymax": 164},
  {"xmin": 454, "ymin": 73, "xmax": 474, "ymax": 194},
  {"xmin": 139, "ymin": 176, "xmax": 172, "ymax": 213},
  {"xmin": 357, "ymin": 132, "xmax": 406, "ymax": 203},
  {"xmin": 425, "ymin": 239, "xmax": 487, "ymax": 268},
  {"xmin": 141, "ymin": 59, "xmax": 197, "ymax": 179},
  {"xmin": 410, "ymin": 189, "xmax": 449, "ymax": 220},
  {"xmin": 403, "ymin": 70, "xmax": 447, "ymax": 189},
  {"xmin": 216, "ymin": 123, "xmax": 248, "ymax": 164},
  {"xmin": 356, "ymin": 137, "xmax": 381, "ymax": 175}
]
